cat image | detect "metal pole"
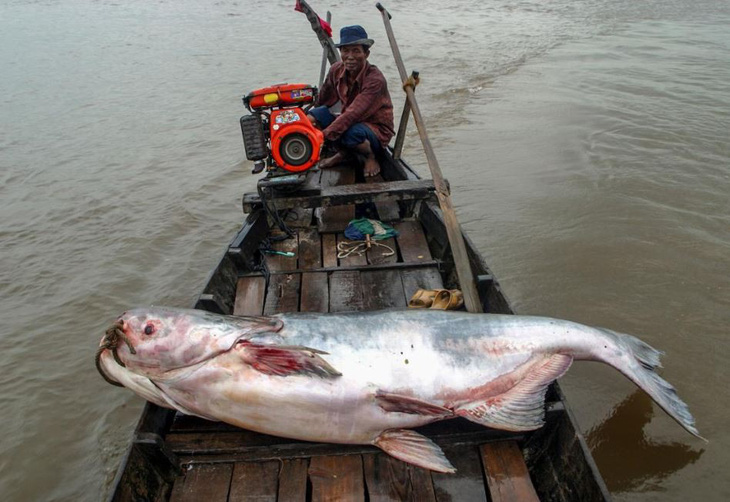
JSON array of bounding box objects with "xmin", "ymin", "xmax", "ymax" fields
[{"xmin": 376, "ymin": 3, "xmax": 482, "ymax": 313}]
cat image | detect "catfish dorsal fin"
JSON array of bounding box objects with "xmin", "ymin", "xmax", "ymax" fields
[
  {"xmin": 374, "ymin": 429, "xmax": 455, "ymax": 473},
  {"xmin": 456, "ymin": 354, "xmax": 573, "ymax": 431},
  {"xmin": 239, "ymin": 341, "xmax": 341, "ymax": 378}
]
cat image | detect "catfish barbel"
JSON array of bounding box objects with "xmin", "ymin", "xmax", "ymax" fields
[{"xmin": 97, "ymin": 307, "xmax": 701, "ymax": 472}]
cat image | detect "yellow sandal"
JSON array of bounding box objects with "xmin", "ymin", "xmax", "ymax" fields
[
  {"xmin": 430, "ymin": 289, "xmax": 464, "ymax": 310},
  {"xmin": 408, "ymin": 289, "xmax": 441, "ymax": 308}
]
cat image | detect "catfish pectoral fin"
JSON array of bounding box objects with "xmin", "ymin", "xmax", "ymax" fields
[
  {"xmin": 239, "ymin": 341, "xmax": 342, "ymax": 378},
  {"xmin": 374, "ymin": 429, "xmax": 456, "ymax": 473},
  {"xmin": 375, "ymin": 390, "xmax": 454, "ymax": 418}
]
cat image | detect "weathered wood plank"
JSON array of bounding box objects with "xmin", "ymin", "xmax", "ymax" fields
[
  {"xmin": 399, "ymin": 267, "xmax": 444, "ymax": 306},
  {"xmin": 264, "ymin": 234, "xmax": 298, "ymax": 272},
  {"xmin": 309, "ymin": 455, "xmax": 365, "ymax": 502},
  {"xmin": 298, "ymin": 228, "xmax": 322, "ymax": 269},
  {"xmin": 394, "ymin": 220, "xmax": 432, "ymax": 263},
  {"xmin": 361, "ymin": 269, "xmax": 407, "ymax": 310},
  {"xmin": 363, "ymin": 453, "xmax": 436, "ymax": 502},
  {"xmin": 366, "ymin": 237, "xmax": 398, "ymax": 266},
  {"xmin": 233, "ymin": 276, "xmax": 266, "ymax": 316},
  {"xmin": 329, "ymin": 271, "xmax": 363, "ymax": 313},
  {"xmin": 111, "ymin": 444, "xmax": 170, "ymax": 502},
  {"xmin": 278, "ymin": 458, "xmax": 309, "ymax": 501},
  {"xmin": 263, "ymin": 273, "xmax": 300, "ymax": 315},
  {"xmin": 238, "ymin": 260, "xmax": 440, "ymax": 277},
  {"xmin": 316, "ymin": 167, "xmax": 357, "ymax": 233},
  {"xmin": 431, "ymin": 445, "xmax": 488, "ymax": 502},
  {"xmin": 228, "ymin": 461, "xmax": 280, "ymax": 502},
  {"xmin": 283, "ymin": 206, "xmax": 314, "ymax": 228},
  {"xmin": 337, "ymin": 233, "xmax": 368, "ymax": 267},
  {"xmin": 244, "ymin": 179, "xmax": 437, "ymax": 213},
  {"xmin": 300, "ymin": 272, "xmax": 329, "ymax": 313},
  {"xmin": 169, "ymin": 463, "xmax": 233, "ymax": 502},
  {"xmin": 167, "ymin": 422, "xmax": 527, "ymax": 464},
  {"xmin": 480, "ymin": 441, "xmax": 539, "ymax": 502},
  {"xmin": 317, "ymin": 204, "xmax": 356, "ymax": 233},
  {"xmin": 322, "ymin": 233, "xmax": 338, "ymax": 268},
  {"xmin": 365, "ymin": 174, "xmax": 401, "ymax": 222},
  {"xmin": 320, "ymin": 165, "xmax": 356, "ymax": 187}
]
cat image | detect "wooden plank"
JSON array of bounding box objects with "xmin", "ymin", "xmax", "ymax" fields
[
  {"xmin": 278, "ymin": 458, "xmax": 309, "ymax": 501},
  {"xmin": 317, "ymin": 204, "xmax": 355, "ymax": 233},
  {"xmin": 363, "ymin": 453, "xmax": 436, "ymax": 502},
  {"xmin": 283, "ymin": 206, "xmax": 314, "ymax": 228},
  {"xmin": 263, "ymin": 273, "xmax": 300, "ymax": 315},
  {"xmin": 480, "ymin": 441, "xmax": 539, "ymax": 502},
  {"xmin": 233, "ymin": 276, "xmax": 266, "ymax": 316},
  {"xmin": 309, "ymin": 455, "xmax": 365, "ymax": 502},
  {"xmin": 337, "ymin": 233, "xmax": 368, "ymax": 267},
  {"xmin": 264, "ymin": 233, "xmax": 298, "ymax": 271},
  {"xmin": 298, "ymin": 228, "xmax": 322, "ymax": 269},
  {"xmin": 320, "ymin": 165, "xmax": 356, "ymax": 187},
  {"xmin": 301, "ymin": 272, "xmax": 329, "ymax": 313},
  {"xmin": 238, "ymin": 260, "xmax": 440, "ymax": 277},
  {"xmin": 316, "ymin": 166, "xmax": 357, "ymax": 233},
  {"xmin": 228, "ymin": 461, "xmax": 280, "ymax": 502},
  {"xmin": 169, "ymin": 463, "xmax": 233, "ymax": 502},
  {"xmin": 367, "ymin": 237, "xmax": 398, "ymax": 266},
  {"xmin": 400, "ymin": 267, "xmax": 444, "ymax": 306},
  {"xmin": 329, "ymin": 271, "xmax": 363, "ymax": 313},
  {"xmin": 393, "ymin": 220, "xmax": 432, "ymax": 263},
  {"xmin": 243, "ymin": 179, "xmax": 437, "ymax": 213},
  {"xmin": 167, "ymin": 421, "xmax": 528, "ymax": 463},
  {"xmin": 322, "ymin": 233, "xmax": 338, "ymax": 268},
  {"xmin": 365, "ymin": 174, "xmax": 401, "ymax": 222},
  {"xmin": 431, "ymin": 445, "xmax": 487, "ymax": 502},
  {"xmin": 361, "ymin": 269, "xmax": 407, "ymax": 310}
]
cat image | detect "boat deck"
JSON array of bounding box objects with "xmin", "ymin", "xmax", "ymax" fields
[{"xmin": 163, "ymin": 167, "xmax": 539, "ymax": 501}]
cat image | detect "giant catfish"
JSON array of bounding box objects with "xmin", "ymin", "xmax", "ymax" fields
[{"xmin": 97, "ymin": 307, "xmax": 701, "ymax": 472}]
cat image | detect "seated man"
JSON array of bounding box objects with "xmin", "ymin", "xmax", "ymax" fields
[{"xmin": 308, "ymin": 25, "xmax": 395, "ymax": 177}]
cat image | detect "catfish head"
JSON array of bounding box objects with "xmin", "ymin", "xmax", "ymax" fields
[{"xmin": 99, "ymin": 307, "xmax": 283, "ymax": 380}]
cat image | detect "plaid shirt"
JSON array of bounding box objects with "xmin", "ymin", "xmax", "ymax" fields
[{"xmin": 317, "ymin": 61, "xmax": 395, "ymax": 145}]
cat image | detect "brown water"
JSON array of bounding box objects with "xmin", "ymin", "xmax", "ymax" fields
[{"xmin": 1, "ymin": 0, "xmax": 728, "ymax": 500}]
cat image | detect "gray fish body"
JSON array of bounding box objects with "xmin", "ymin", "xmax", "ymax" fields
[{"xmin": 99, "ymin": 307, "xmax": 700, "ymax": 472}]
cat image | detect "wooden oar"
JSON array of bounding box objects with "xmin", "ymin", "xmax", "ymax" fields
[
  {"xmin": 376, "ymin": 3, "xmax": 482, "ymax": 313},
  {"xmin": 318, "ymin": 11, "xmax": 332, "ymax": 88},
  {"xmin": 393, "ymin": 70, "xmax": 418, "ymax": 160}
]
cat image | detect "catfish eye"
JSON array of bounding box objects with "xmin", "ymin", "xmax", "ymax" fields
[{"xmin": 144, "ymin": 324, "xmax": 156, "ymax": 336}]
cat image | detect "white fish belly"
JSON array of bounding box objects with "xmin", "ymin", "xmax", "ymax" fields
[{"xmin": 157, "ymin": 348, "xmax": 440, "ymax": 444}]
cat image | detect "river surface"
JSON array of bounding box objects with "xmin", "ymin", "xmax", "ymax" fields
[{"xmin": 1, "ymin": 0, "xmax": 728, "ymax": 500}]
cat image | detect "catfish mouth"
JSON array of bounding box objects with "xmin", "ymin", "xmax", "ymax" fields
[{"xmin": 96, "ymin": 320, "xmax": 136, "ymax": 386}]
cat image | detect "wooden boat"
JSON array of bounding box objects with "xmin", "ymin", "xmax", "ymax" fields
[{"xmin": 105, "ymin": 147, "xmax": 612, "ymax": 501}]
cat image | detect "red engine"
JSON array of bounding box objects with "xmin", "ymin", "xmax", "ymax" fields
[{"xmin": 241, "ymin": 83, "xmax": 324, "ymax": 174}]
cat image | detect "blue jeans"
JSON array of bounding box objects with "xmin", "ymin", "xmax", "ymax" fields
[{"xmin": 309, "ymin": 106, "xmax": 382, "ymax": 153}]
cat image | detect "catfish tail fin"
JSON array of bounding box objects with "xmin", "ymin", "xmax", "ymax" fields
[{"xmin": 601, "ymin": 328, "xmax": 704, "ymax": 441}]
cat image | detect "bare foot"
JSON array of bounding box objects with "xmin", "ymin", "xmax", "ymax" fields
[
  {"xmin": 319, "ymin": 152, "xmax": 345, "ymax": 169},
  {"xmin": 363, "ymin": 156, "xmax": 380, "ymax": 177}
]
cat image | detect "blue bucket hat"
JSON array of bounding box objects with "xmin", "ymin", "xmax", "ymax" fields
[{"xmin": 335, "ymin": 25, "xmax": 374, "ymax": 48}]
